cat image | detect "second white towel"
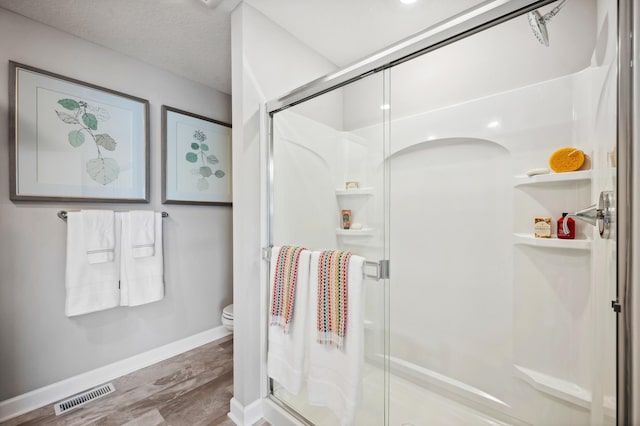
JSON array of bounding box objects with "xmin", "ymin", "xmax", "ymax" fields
[
  {"xmin": 130, "ymin": 210, "xmax": 155, "ymax": 258},
  {"xmin": 307, "ymin": 252, "xmax": 365, "ymax": 426},
  {"xmin": 119, "ymin": 212, "xmax": 164, "ymax": 307}
]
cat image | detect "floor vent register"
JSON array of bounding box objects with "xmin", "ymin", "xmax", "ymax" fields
[{"xmin": 54, "ymin": 382, "xmax": 116, "ymax": 415}]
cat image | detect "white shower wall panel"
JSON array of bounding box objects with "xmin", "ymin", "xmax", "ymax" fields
[
  {"xmin": 385, "ymin": 138, "xmax": 512, "ymax": 405},
  {"xmin": 349, "ymin": 68, "xmax": 601, "ymax": 423},
  {"xmin": 589, "ymin": 3, "xmax": 618, "ymax": 411},
  {"xmin": 272, "ymin": 110, "xmax": 342, "ymax": 250},
  {"xmin": 342, "ymin": 1, "xmax": 596, "ymax": 131},
  {"xmin": 353, "ymin": 70, "xmax": 594, "ymax": 173},
  {"xmin": 272, "ymin": 99, "xmax": 385, "ymax": 255}
]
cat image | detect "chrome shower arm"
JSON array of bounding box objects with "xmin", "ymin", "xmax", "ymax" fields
[{"xmin": 541, "ymin": 0, "xmax": 567, "ymax": 23}]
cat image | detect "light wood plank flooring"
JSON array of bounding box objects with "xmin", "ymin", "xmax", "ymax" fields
[{"xmin": 1, "ymin": 335, "xmax": 263, "ymax": 426}]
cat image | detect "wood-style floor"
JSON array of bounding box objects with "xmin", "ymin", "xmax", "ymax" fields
[{"xmin": 1, "ymin": 334, "xmax": 260, "ymax": 426}]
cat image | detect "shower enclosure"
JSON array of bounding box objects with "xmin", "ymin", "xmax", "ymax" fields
[{"xmin": 262, "ymin": 0, "xmax": 633, "ymax": 424}]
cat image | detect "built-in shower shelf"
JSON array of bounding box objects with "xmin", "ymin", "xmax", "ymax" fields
[
  {"xmin": 336, "ymin": 227, "xmax": 374, "ymax": 236},
  {"xmin": 513, "ymin": 170, "xmax": 592, "ymax": 187},
  {"xmin": 513, "ymin": 233, "xmax": 591, "ymax": 250},
  {"xmin": 514, "ymin": 364, "xmax": 615, "ymax": 418},
  {"xmin": 335, "ymin": 187, "xmax": 374, "ymax": 196}
]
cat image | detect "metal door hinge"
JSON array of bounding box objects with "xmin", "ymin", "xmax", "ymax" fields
[
  {"xmin": 611, "ymin": 299, "xmax": 621, "ymax": 313},
  {"xmin": 262, "ymin": 246, "xmax": 272, "ymax": 262}
]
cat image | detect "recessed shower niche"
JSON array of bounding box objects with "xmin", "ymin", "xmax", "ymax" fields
[{"xmin": 335, "ymin": 187, "xmax": 375, "ymax": 240}]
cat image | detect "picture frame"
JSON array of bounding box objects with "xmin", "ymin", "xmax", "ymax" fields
[
  {"xmin": 161, "ymin": 105, "xmax": 232, "ymax": 205},
  {"xmin": 9, "ymin": 61, "xmax": 150, "ymax": 202}
]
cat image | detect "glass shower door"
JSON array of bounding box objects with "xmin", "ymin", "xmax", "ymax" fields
[
  {"xmin": 269, "ymin": 70, "xmax": 389, "ymax": 425},
  {"xmin": 386, "ymin": 1, "xmax": 617, "ymax": 425},
  {"xmin": 265, "ymin": 2, "xmax": 622, "ymax": 425}
]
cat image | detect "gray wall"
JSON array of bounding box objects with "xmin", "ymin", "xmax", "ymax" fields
[{"xmin": 0, "ymin": 8, "xmax": 232, "ymax": 400}]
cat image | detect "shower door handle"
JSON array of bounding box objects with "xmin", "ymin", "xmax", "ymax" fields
[
  {"xmin": 565, "ymin": 191, "xmax": 615, "ymax": 239},
  {"xmin": 364, "ymin": 260, "xmax": 390, "ymax": 281}
]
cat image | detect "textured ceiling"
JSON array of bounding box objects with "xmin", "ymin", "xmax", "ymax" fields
[
  {"xmin": 0, "ymin": 0, "xmax": 487, "ymax": 94},
  {"xmin": 0, "ymin": 0, "xmax": 239, "ymax": 94}
]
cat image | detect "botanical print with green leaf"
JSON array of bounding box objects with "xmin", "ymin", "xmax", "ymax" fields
[
  {"xmin": 184, "ymin": 129, "xmax": 225, "ymax": 191},
  {"xmin": 56, "ymin": 98, "xmax": 119, "ymax": 185}
]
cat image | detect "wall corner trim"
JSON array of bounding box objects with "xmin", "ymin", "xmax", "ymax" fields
[
  {"xmin": 0, "ymin": 326, "xmax": 231, "ymax": 422},
  {"xmin": 228, "ymin": 397, "xmax": 263, "ymax": 426}
]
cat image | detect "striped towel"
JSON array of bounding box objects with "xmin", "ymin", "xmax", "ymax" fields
[
  {"xmin": 270, "ymin": 246, "xmax": 306, "ymax": 334},
  {"xmin": 317, "ymin": 250, "xmax": 353, "ymax": 349}
]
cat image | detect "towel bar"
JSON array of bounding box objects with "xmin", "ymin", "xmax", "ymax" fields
[
  {"xmin": 261, "ymin": 246, "xmax": 389, "ymax": 281},
  {"xmin": 57, "ymin": 210, "xmax": 169, "ymax": 221}
]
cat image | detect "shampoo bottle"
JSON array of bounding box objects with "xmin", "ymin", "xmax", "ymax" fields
[{"xmin": 557, "ymin": 213, "xmax": 575, "ymax": 239}]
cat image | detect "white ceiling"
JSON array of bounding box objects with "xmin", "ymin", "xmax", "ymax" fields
[
  {"xmin": 0, "ymin": 0, "xmax": 487, "ymax": 94},
  {"xmin": 244, "ymin": 0, "xmax": 487, "ymax": 67}
]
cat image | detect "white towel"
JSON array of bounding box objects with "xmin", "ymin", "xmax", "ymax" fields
[
  {"xmin": 267, "ymin": 246, "xmax": 311, "ymax": 395},
  {"xmin": 307, "ymin": 252, "xmax": 365, "ymax": 426},
  {"xmin": 120, "ymin": 212, "xmax": 164, "ymax": 306},
  {"xmin": 65, "ymin": 212, "xmax": 120, "ymax": 316},
  {"xmin": 130, "ymin": 210, "xmax": 155, "ymax": 258},
  {"xmin": 82, "ymin": 210, "xmax": 115, "ymax": 264}
]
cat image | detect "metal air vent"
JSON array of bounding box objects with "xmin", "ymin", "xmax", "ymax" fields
[{"xmin": 54, "ymin": 382, "xmax": 115, "ymax": 415}]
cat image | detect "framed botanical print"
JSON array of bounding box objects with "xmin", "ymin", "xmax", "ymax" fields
[
  {"xmin": 9, "ymin": 61, "xmax": 149, "ymax": 202},
  {"xmin": 161, "ymin": 105, "xmax": 232, "ymax": 205}
]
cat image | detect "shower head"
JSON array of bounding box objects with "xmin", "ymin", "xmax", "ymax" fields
[
  {"xmin": 527, "ymin": 0, "xmax": 567, "ymax": 46},
  {"xmin": 528, "ymin": 10, "xmax": 549, "ymax": 46}
]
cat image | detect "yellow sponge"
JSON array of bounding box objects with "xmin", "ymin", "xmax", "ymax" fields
[{"xmin": 549, "ymin": 147, "xmax": 585, "ymax": 173}]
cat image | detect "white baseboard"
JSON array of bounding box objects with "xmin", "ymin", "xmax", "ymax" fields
[
  {"xmin": 228, "ymin": 397, "xmax": 263, "ymax": 426},
  {"xmin": 0, "ymin": 326, "xmax": 231, "ymax": 422}
]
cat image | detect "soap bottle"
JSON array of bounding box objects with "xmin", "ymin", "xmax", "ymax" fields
[
  {"xmin": 341, "ymin": 209, "xmax": 352, "ymax": 230},
  {"xmin": 557, "ymin": 213, "xmax": 575, "ymax": 239}
]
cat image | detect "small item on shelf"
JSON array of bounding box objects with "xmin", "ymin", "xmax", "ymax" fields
[
  {"xmin": 341, "ymin": 210, "xmax": 352, "ymax": 230},
  {"xmin": 350, "ymin": 222, "xmax": 363, "ymax": 230},
  {"xmin": 534, "ymin": 217, "xmax": 552, "ymax": 238},
  {"xmin": 345, "ymin": 181, "xmax": 360, "ymax": 190},
  {"xmin": 549, "ymin": 147, "xmax": 586, "ymax": 172},
  {"xmin": 525, "ymin": 167, "xmax": 550, "ymax": 177},
  {"xmin": 557, "ymin": 213, "xmax": 576, "ymax": 239}
]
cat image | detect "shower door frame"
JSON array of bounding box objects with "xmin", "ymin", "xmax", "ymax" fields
[{"xmin": 262, "ymin": 0, "xmax": 636, "ymax": 424}]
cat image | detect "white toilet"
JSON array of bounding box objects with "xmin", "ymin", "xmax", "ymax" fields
[{"xmin": 222, "ymin": 304, "xmax": 233, "ymax": 331}]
